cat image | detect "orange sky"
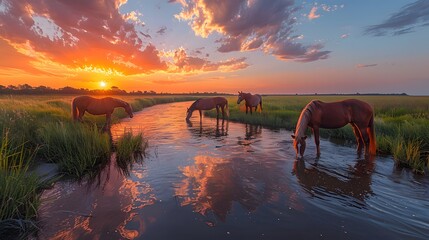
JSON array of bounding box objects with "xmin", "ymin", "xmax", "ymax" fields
[{"xmin": 1, "ymin": 0, "xmax": 428, "ymax": 94}]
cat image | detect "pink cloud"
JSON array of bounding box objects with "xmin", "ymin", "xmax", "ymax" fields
[
  {"xmin": 308, "ymin": 7, "xmax": 320, "ymax": 20},
  {"xmin": 172, "ymin": 48, "xmax": 249, "ymax": 73},
  {"xmin": 0, "ymin": 0, "xmax": 167, "ymax": 75},
  {"xmin": 175, "ymin": 0, "xmax": 330, "ymax": 62}
]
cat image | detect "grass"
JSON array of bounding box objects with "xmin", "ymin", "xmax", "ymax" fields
[
  {"xmin": 38, "ymin": 122, "xmax": 111, "ymax": 178},
  {"xmin": 0, "ymin": 131, "xmax": 41, "ymax": 238},
  {"xmin": 205, "ymin": 95, "xmax": 429, "ymax": 173},
  {"xmin": 115, "ymin": 130, "xmax": 148, "ymax": 176}
]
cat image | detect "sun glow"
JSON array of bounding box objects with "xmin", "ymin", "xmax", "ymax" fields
[{"xmin": 99, "ymin": 81, "xmax": 107, "ymax": 88}]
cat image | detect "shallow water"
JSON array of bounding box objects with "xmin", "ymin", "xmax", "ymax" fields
[{"xmin": 39, "ymin": 101, "xmax": 429, "ymax": 239}]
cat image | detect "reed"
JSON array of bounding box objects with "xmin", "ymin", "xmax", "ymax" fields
[{"xmin": 0, "ymin": 131, "xmax": 41, "ymax": 237}]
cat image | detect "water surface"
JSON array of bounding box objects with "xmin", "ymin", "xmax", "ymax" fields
[{"xmin": 39, "ymin": 101, "xmax": 429, "ymax": 239}]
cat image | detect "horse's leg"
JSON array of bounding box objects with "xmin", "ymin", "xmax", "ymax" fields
[
  {"xmin": 245, "ymin": 105, "xmax": 248, "ymax": 114},
  {"xmin": 78, "ymin": 108, "xmax": 85, "ymax": 122},
  {"xmin": 221, "ymin": 105, "xmax": 225, "ymax": 119},
  {"xmin": 313, "ymin": 127, "xmax": 321, "ymax": 156},
  {"xmin": 358, "ymin": 126, "xmax": 370, "ymax": 156},
  {"xmin": 351, "ymin": 123, "xmax": 364, "ymax": 154},
  {"xmin": 216, "ymin": 106, "xmax": 220, "ymax": 119},
  {"xmin": 199, "ymin": 110, "xmax": 202, "ymax": 122},
  {"xmin": 249, "ymin": 105, "xmax": 253, "ymax": 115}
]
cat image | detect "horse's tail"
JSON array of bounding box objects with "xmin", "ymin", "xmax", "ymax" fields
[
  {"xmin": 71, "ymin": 98, "xmax": 78, "ymax": 121},
  {"xmin": 367, "ymin": 114, "xmax": 376, "ymax": 155}
]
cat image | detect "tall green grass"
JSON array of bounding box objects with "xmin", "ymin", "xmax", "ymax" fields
[
  {"xmin": 38, "ymin": 122, "xmax": 111, "ymax": 178},
  {"xmin": 0, "ymin": 131, "xmax": 41, "ymax": 237}
]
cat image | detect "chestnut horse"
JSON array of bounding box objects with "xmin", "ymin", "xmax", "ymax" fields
[
  {"xmin": 292, "ymin": 99, "xmax": 376, "ymax": 157},
  {"xmin": 72, "ymin": 96, "xmax": 133, "ymax": 130},
  {"xmin": 186, "ymin": 97, "xmax": 229, "ymax": 121},
  {"xmin": 237, "ymin": 91, "xmax": 262, "ymax": 114}
]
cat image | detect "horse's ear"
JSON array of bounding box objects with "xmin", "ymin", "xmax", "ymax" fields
[
  {"xmin": 291, "ymin": 135, "xmax": 295, "ymax": 139},
  {"xmin": 302, "ymin": 135, "xmax": 307, "ymax": 140}
]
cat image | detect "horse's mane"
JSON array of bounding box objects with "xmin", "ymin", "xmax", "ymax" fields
[
  {"xmin": 189, "ymin": 99, "xmax": 202, "ymax": 111},
  {"xmin": 294, "ymin": 100, "xmax": 318, "ymax": 138}
]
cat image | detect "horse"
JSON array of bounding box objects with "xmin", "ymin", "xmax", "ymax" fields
[
  {"xmin": 186, "ymin": 97, "xmax": 229, "ymax": 122},
  {"xmin": 72, "ymin": 96, "xmax": 133, "ymax": 130},
  {"xmin": 291, "ymin": 99, "xmax": 376, "ymax": 158},
  {"xmin": 237, "ymin": 91, "xmax": 262, "ymax": 114}
]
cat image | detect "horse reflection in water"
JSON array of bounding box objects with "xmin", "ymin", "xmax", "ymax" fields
[
  {"xmin": 293, "ymin": 156, "xmax": 375, "ymax": 204},
  {"xmin": 72, "ymin": 95, "xmax": 134, "ymax": 131},
  {"xmin": 186, "ymin": 118, "xmax": 229, "ymax": 138}
]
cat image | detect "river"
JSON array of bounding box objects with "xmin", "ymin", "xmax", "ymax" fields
[{"xmin": 38, "ymin": 101, "xmax": 429, "ymax": 239}]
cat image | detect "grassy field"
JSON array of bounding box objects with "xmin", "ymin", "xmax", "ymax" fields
[{"xmin": 206, "ymin": 95, "xmax": 429, "ymax": 173}]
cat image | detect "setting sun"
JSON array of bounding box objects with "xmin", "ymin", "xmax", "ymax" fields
[{"xmin": 99, "ymin": 81, "xmax": 107, "ymax": 88}]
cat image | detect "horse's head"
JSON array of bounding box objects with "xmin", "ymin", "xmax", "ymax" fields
[
  {"xmin": 186, "ymin": 107, "xmax": 193, "ymax": 120},
  {"xmin": 292, "ymin": 134, "xmax": 307, "ymax": 158},
  {"xmin": 237, "ymin": 91, "xmax": 245, "ymax": 104},
  {"xmin": 125, "ymin": 103, "xmax": 133, "ymax": 118}
]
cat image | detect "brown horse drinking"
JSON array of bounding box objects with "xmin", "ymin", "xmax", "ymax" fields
[
  {"xmin": 186, "ymin": 97, "xmax": 229, "ymax": 122},
  {"xmin": 292, "ymin": 99, "xmax": 376, "ymax": 157},
  {"xmin": 237, "ymin": 91, "xmax": 262, "ymax": 114},
  {"xmin": 72, "ymin": 96, "xmax": 133, "ymax": 130}
]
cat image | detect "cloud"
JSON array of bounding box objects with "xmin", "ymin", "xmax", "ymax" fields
[
  {"xmin": 308, "ymin": 7, "xmax": 320, "ymax": 20},
  {"xmin": 356, "ymin": 64, "xmax": 378, "ymax": 68},
  {"xmin": 340, "ymin": 34, "xmax": 349, "ymax": 39},
  {"xmin": 171, "ymin": 48, "xmax": 249, "ymax": 73},
  {"xmin": 365, "ymin": 0, "xmax": 429, "ymax": 36},
  {"xmin": 0, "ymin": 0, "xmax": 167, "ymax": 75},
  {"xmin": 175, "ymin": 0, "xmax": 330, "ymax": 62}
]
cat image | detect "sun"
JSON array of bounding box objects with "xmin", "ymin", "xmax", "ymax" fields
[{"xmin": 99, "ymin": 81, "xmax": 107, "ymax": 88}]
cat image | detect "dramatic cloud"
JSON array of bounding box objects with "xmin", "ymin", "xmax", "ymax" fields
[
  {"xmin": 308, "ymin": 7, "xmax": 320, "ymax": 20},
  {"xmin": 171, "ymin": 48, "xmax": 249, "ymax": 73},
  {"xmin": 174, "ymin": 0, "xmax": 330, "ymax": 62},
  {"xmin": 356, "ymin": 64, "xmax": 377, "ymax": 68},
  {"xmin": 0, "ymin": 0, "xmax": 167, "ymax": 75},
  {"xmin": 365, "ymin": 0, "xmax": 429, "ymax": 36}
]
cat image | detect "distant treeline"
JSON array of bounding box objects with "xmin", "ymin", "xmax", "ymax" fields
[{"xmin": 0, "ymin": 84, "xmax": 229, "ymax": 96}]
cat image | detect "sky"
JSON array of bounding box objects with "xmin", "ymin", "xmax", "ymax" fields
[{"xmin": 0, "ymin": 0, "xmax": 428, "ymax": 94}]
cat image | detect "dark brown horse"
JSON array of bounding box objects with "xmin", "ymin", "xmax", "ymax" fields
[
  {"xmin": 186, "ymin": 97, "xmax": 229, "ymax": 121},
  {"xmin": 292, "ymin": 99, "xmax": 376, "ymax": 157},
  {"xmin": 237, "ymin": 91, "xmax": 262, "ymax": 114},
  {"xmin": 72, "ymin": 96, "xmax": 133, "ymax": 130}
]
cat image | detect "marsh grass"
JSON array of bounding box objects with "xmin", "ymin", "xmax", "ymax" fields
[
  {"xmin": 38, "ymin": 122, "xmax": 111, "ymax": 178},
  {"xmin": 0, "ymin": 131, "xmax": 41, "ymax": 238},
  {"xmin": 115, "ymin": 130, "xmax": 148, "ymax": 176}
]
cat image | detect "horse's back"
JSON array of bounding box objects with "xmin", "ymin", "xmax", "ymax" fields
[{"xmin": 317, "ymin": 99, "xmax": 373, "ymax": 128}]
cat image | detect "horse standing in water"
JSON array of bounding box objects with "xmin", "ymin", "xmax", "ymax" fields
[
  {"xmin": 237, "ymin": 91, "xmax": 262, "ymax": 114},
  {"xmin": 292, "ymin": 99, "xmax": 376, "ymax": 158},
  {"xmin": 186, "ymin": 97, "xmax": 229, "ymax": 122},
  {"xmin": 72, "ymin": 96, "xmax": 133, "ymax": 130}
]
